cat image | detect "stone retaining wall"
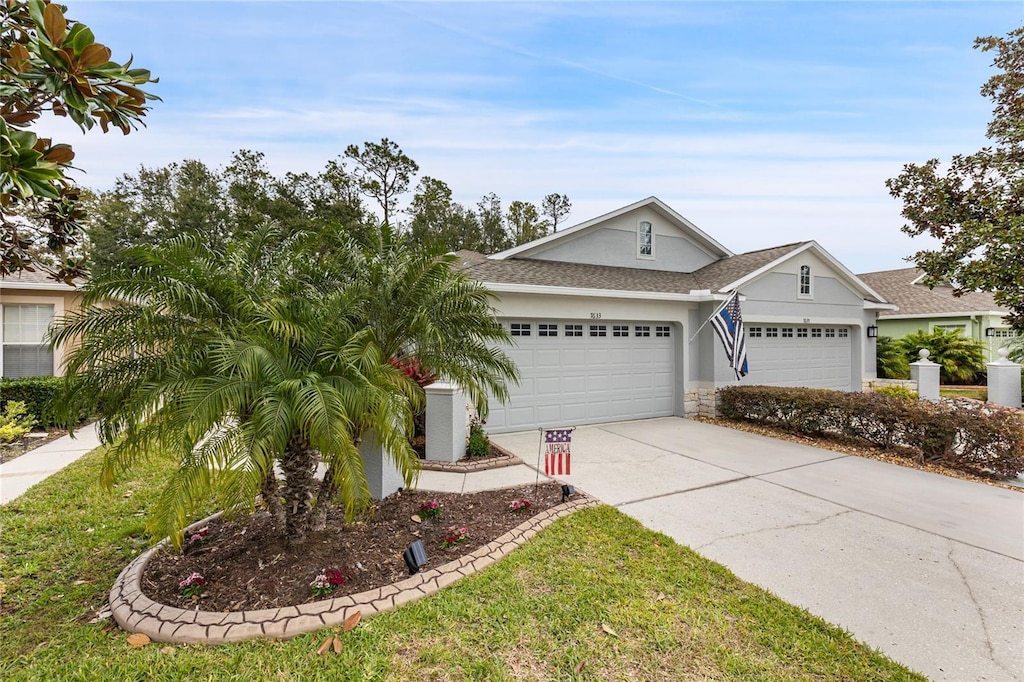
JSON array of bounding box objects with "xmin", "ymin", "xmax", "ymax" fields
[{"xmin": 110, "ymin": 494, "xmax": 599, "ymax": 645}]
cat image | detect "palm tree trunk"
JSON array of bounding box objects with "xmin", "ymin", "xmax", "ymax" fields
[
  {"xmin": 260, "ymin": 468, "xmax": 286, "ymax": 534},
  {"xmin": 310, "ymin": 465, "xmax": 338, "ymax": 532},
  {"xmin": 279, "ymin": 435, "xmax": 318, "ymax": 544}
]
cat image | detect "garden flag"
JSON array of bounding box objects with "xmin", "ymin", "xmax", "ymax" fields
[
  {"xmin": 543, "ymin": 428, "xmax": 572, "ymax": 476},
  {"xmin": 711, "ymin": 291, "xmax": 749, "ymax": 380}
]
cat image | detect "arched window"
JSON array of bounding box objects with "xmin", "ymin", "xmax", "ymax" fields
[{"xmin": 799, "ymin": 265, "xmax": 812, "ymax": 297}]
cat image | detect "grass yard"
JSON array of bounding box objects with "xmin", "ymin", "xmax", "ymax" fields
[
  {"xmin": 0, "ymin": 448, "xmax": 923, "ymax": 681},
  {"xmin": 939, "ymin": 386, "xmax": 988, "ymax": 401}
]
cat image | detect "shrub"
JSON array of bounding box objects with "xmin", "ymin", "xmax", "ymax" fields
[
  {"xmin": 0, "ymin": 400, "xmax": 37, "ymax": 443},
  {"xmin": 467, "ymin": 418, "xmax": 489, "ymax": 458},
  {"xmin": 876, "ymin": 335, "xmax": 910, "ymax": 379},
  {"xmin": 0, "ymin": 376, "xmax": 96, "ymax": 428},
  {"xmin": 874, "ymin": 385, "xmax": 917, "ymax": 401},
  {"xmin": 718, "ymin": 385, "xmax": 1024, "ymax": 479},
  {"xmin": 896, "ymin": 328, "xmax": 986, "ymax": 384}
]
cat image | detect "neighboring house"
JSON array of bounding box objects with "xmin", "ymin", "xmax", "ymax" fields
[
  {"xmin": 0, "ymin": 269, "xmax": 79, "ymax": 379},
  {"xmin": 458, "ymin": 197, "xmax": 893, "ymax": 433},
  {"xmin": 858, "ymin": 267, "xmax": 1016, "ymax": 361}
]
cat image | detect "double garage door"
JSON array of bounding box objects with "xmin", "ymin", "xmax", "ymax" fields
[
  {"xmin": 744, "ymin": 324, "xmax": 852, "ymax": 389},
  {"xmin": 486, "ymin": 319, "xmax": 676, "ymax": 433}
]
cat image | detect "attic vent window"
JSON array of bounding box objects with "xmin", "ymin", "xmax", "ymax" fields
[
  {"xmin": 638, "ymin": 220, "xmax": 654, "ymax": 259},
  {"xmin": 799, "ymin": 265, "xmax": 812, "ymax": 298}
]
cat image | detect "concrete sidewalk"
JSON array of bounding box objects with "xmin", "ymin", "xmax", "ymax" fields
[
  {"xmin": 0, "ymin": 422, "xmax": 102, "ymax": 505},
  {"xmin": 492, "ymin": 417, "xmax": 1024, "ymax": 682}
]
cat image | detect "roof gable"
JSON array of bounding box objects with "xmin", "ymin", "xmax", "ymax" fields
[{"xmin": 491, "ymin": 195, "xmax": 733, "ymax": 270}]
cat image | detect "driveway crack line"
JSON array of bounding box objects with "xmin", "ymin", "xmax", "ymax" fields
[
  {"xmin": 692, "ymin": 509, "xmax": 854, "ymax": 550},
  {"xmin": 945, "ymin": 540, "xmax": 1014, "ymax": 676},
  {"xmin": 616, "ymin": 475, "xmax": 753, "ymax": 507}
]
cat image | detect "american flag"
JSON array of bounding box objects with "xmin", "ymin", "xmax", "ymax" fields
[
  {"xmin": 543, "ymin": 428, "xmax": 572, "ymax": 476},
  {"xmin": 710, "ymin": 292, "xmax": 749, "ymax": 380}
]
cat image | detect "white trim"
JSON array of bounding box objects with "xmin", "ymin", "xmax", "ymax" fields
[
  {"xmin": 864, "ymin": 301, "xmax": 899, "ymax": 311},
  {"xmin": 0, "ymin": 281, "xmax": 76, "ymax": 292},
  {"xmin": 717, "ymin": 241, "xmax": 888, "ymax": 303},
  {"xmin": 489, "ymin": 196, "xmax": 733, "ymax": 261},
  {"xmin": 880, "ymin": 310, "xmax": 1007, "ymax": 320},
  {"xmin": 482, "ymin": 281, "xmax": 724, "ymax": 303},
  {"xmin": 797, "ymin": 264, "xmax": 813, "ymax": 299},
  {"xmin": 745, "ymin": 315, "xmax": 864, "ymax": 328}
]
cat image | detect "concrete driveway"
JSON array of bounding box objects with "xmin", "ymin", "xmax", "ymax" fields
[{"xmin": 491, "ymin": 417, "xmax": 1024, "ymax": 682}]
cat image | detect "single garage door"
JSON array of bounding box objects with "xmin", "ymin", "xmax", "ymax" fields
[
  {"xmin": 486, "ymin": 319, "xmax": 676, "ymax": 433},
  {"xmin": 744, "ymin": 324, "xmax": 852, "ymax": 389}
]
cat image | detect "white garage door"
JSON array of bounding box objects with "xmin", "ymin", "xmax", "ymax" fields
[
  {"xmin": 744, "ymin": 324, "xmax": 852, "ymax": 390},
  {"xmin": 486, "ymin": 320, "xmax": 676, "ymax": 433}
]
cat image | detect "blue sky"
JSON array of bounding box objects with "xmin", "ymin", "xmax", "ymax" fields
[{"xmin": 45, "ymin": 1, "xmax": 1023, "ymax": 272}]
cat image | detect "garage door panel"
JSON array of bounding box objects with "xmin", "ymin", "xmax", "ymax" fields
[
  {"xmin": 488, "ymin": 319, "xmax": 676, "ymax": 433},
  {"xmin": 745, "ymin": 325, "xmax": 851, "ymax": 390}
]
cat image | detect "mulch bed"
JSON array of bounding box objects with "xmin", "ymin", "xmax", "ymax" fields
[{"xmin": 143, "ymin": 481, "xmax": 566, "ymax": 612}]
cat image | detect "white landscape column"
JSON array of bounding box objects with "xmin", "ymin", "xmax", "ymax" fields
[
  {"xmin": 425, "ymin": 382, "xmax": 467, "ymax": 463},
  {"xmin": 986, "ymin": 348, "xmax": 1022, "ymax": 409},
  {"xmin": 910, "ymin": 349, "xmax": 941, "ymax": 401},
  {"xmin": 359, "ymin": 430, "xmax": 405, "ymax": 500}
]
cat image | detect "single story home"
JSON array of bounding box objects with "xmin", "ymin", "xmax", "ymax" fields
[
  {"xmin": 0, "ymin": 269, "xmax": 79, "ymax": 379},
  {"xmin": 458, "ymin": 197, "xmax": 894, "ymax": 433},
  {"xmin": 858, "ymin": 267, "xmax": 1017, "ymax": 362}
]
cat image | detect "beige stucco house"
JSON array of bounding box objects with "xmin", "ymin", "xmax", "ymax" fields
[{"xmin": 0, "ymin": 269, "xmax": 79, "ymax": 379}]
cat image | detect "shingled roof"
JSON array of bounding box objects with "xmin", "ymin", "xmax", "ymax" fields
[
  {"xmin": 455, "ymin": 242, "xmax": 810, "ymax": 296},
  {"xmin": 858, "ymin": 267, "xmax": 1006, "ymax": 317},
  {"xmin": 0, "ymin": 269, "xmax": 76, "ymax": 288}
]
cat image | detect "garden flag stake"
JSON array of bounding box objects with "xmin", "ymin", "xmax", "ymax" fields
[
  {"xmin": 535, "ymin": 427, "xmax": 575, "ymax": 493},
  {"xmin": 710, "ymin": 291, "xmax": 749, "ymax": 380}
]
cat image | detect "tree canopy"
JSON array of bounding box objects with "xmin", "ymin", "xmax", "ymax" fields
[
  {"xmin": 887, "ymin": 28, "xmax": 1024, "ymax": 331},
  {"xmin": 1, "ymin": 0, "xmax": 158, "ymax": 281}
]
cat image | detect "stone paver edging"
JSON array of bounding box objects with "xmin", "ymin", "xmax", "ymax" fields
[
  {"xmin": 110, "ymin": 494, "xmax": 599, "ymax": 644},
  {"xmin": 418, "ymin": 443, "xmax": 523, "ymax": 472}
]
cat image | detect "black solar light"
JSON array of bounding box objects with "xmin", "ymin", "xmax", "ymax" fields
[
  {"xmin": 403, "ymin": 539, "xmax": 428, "ymax": 575},
  {"xmin": 561, "ymin": 484, "xmax": 575, "ymax": 503}
]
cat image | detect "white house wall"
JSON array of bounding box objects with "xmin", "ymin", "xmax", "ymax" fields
[{"xmin": 527, "ymin": 206, "xmax": 720, "ymax": 272}]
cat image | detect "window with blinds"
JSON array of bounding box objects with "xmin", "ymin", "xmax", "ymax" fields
[{"xmin": 2, "ymin": 304, "xmax": 55, "ymax": 378}]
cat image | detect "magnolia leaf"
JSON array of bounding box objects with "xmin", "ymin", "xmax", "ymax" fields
[
  {"xmin": 316, "ymin": 636, "xmax": 332, "ymax": 655},
  {"xmin": 43, "ymin": 3, "xmax": 68, "ymax": 46},
  {"xmin": 127, "ymin": 633, "xmax": 151, "ymax": 647},
  {"xmin": 342, "ymin": 610, "xmax": 362, "ymax": 632},
  {"xmin": 79, "ymin": 43, "xmax": 111, "ymax": 69},
  {"xmin": 410, "ymin": 514, "xmax": 421, "ymax": 524},
  {"xmin": 332, "ymin": 637, "xmax": 342, "ymax": 654},
  {"xmin": 573, "ymin": 660, "xmax": 586, "ymax": 673},
  {"xmin": 44, "ymin": 144, "xmax": 75, "ymax": 165},
  {"xmin": 600, "ymin": 623, "xmax": 618, "ymax": 637}
]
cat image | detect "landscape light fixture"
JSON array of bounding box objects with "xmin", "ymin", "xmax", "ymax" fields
[
  {"xmin": 866, "ymin": 325, "xmax": 878, "ymax": 338},
  {"xmin": 561, "ymin": 484, "xmax": 575, "ymax": 503},
  {"xmin": 985, "ymin": 327, "xmax": 996, "ymax": 337},
  {"xmin": 403, "ymin": 539, "xmax": 428, "ymax": 575}
]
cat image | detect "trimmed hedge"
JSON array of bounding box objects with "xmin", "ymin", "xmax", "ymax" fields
[
  {"xmin": 0, "ymin": 376, "xmax": 94, "ymax": 428},
  {"xmin": 718, "ymin": 385, "xmax": 1024, "ymax": 479}
]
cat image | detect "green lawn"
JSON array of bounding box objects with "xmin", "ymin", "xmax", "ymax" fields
[
  {"xmin": 939, "ymin": 386, "xmax": 988, "ymax": 401},
  {"xmin": 0, "ymin": 448, "xmax": 923, "ymax": 681}
]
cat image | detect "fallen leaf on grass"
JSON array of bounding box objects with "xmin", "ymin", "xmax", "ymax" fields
[
  {"xmin": 332, "ymin": 637, "xmax": 342, "ymax": 654},
  {"xmin": 72, "ymin": 579, "xmax": 88, "ymax": 586},
  {"xmin": 600, "ymin": 623, "xmax": 618, "ymax": 637},
  {"xmin": 574, "ymin": 660, "xmax": 586, "ymax": 673},
  {"xmin": 127, "ymin": 633, "xmax": 150, "ymax": 647},
  {"xmin": 317, "ymin": 636, "xmax": 333, "ymax": 655},
  {"xmin": 160, "ymin": 646, "xmax": 175, "ymax": 655},
  {"xmin": 49, "ymin": 594, "xmax": 64, "ymax": 601},
  {"xmin": 343, "ymin": 610, "xmax": 362, "ymax": 632},
  {"xmin": 655, "ymin": 592, "xmax": 666, "ymax": 601},
  {"xmin": 724, "ymin": 615, "xmax": 738, "ymax": 623}
]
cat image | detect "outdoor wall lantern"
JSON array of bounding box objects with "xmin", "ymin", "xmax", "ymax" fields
[
  {"xmin": 866, "ymin": 325, "xmax": 878, "ymax": 338},
  {"xmin": 403, "ymin": 539, "xmax": 428, "ymax": 575},
  {"xmin": 561, "ymin": 484, "xmax": 575, "ymax": 503},
  {"xmin": 985, "ymin": 327, "xmax": 996, "ymax": 337}
]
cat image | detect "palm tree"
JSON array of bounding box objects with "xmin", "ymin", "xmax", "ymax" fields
[
  {"xmin": 896, "ymin": 328, "xmax": 987, "ymax": 384},
  {"xmin": 53, "ymin": 223, "xmax": 516, "ymax": 545},
  {"xmin": 875, "ymin": 335, "xmax": 910, "ymax": 379}
]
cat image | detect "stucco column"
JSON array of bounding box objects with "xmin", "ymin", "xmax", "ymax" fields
[
  {"xmin": 359, "ymin": 430, "xmax": 404, "ymax": 500},
  {"xmin": 909, "ymin": 349, "xmax": 940, "ymax": 401},
  {"xmin": 986, "ymin": 348, "xmax": 1022, "ymax": 409},
  {"xmin": 425, "ymin": 382, "xmax": 467, "ymax": 463}
]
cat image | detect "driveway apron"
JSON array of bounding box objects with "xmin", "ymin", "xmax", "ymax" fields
[{"xmin": 492, "ymin": 417, "xmax": 1024, "ymax": 682}]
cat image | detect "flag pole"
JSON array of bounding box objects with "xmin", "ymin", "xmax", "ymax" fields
[
  {"xmin": 688, "ymin": 291, "xmax": 737, "ymax": 344},
  {"xmin": 535, "ymin": 427, "xmax": 544, "ymax": 495}
]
